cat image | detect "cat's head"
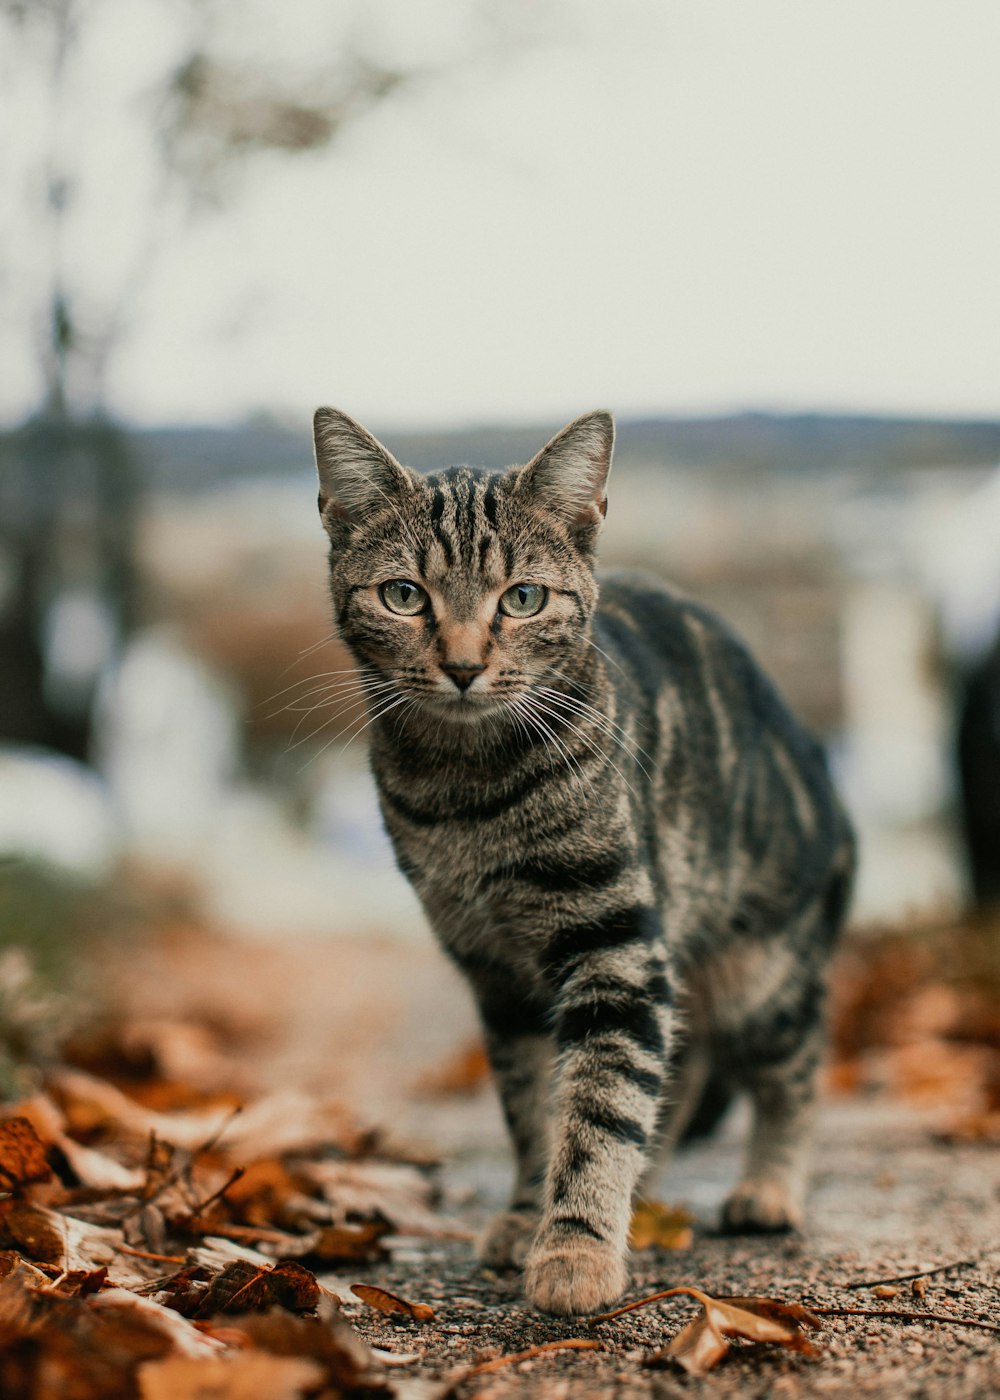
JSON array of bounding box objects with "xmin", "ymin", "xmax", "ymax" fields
[{"xmin": 313, "ymin": 409, "xmax": 614, "ymax": 717}]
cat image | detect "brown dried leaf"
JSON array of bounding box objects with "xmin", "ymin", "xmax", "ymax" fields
[
  {"xmin": 628, "ymin": 1199, "xmax": 694, "ymax": 1251},
  {"xmin": 233, "ymin": 1311, "xmax": 381, "ymax": 1391},
  {"xmin": 137, "ymin": 1352, "xmax": 326, "ymax": 1400},
  {"xmin": 194, "ymin": 1259, "xmax": 320, "ymax": 1318},
  {"xmin": 417, "ymin": 1040, "xmax": 491, "ymax": 1097},
  {"xmin": 56, "ymin": 1134, "xmax": 146, "ymax": 1192},
  {"xmin": 310, "ymin": 1219, "xmax": 392, "ymax": 1263},
  {"xmin": 91, "ymin": 1287, "xmax": 224, "ymax": 1358},
  {"xmin": 351, "ymin": 1282, "xmax": 435, "ymax": 1322},
  {"xmin": 298, "ymin": 1159, "xmax": 472, "ymax": 1239},
  {"xmin": 0, "ymin": 1201, "xmax": 67, "ymax": 1263},
  {"xmin": 935, "ymin": 1109, "xmax": 1000, "ymax": 1144},
  {"xmin": 2, "ymin": 1093, "xmax": 66, "ymax": 1144},
  {"xmin": 0, "ymin": 1269, "xmax": 221, "ymax": 1400},
  {"xmin": 145, "ymin": 1263, "xmax": 215, "ymax": 1317},
  {"xmin": 591, "ymin": 1285, "xmax": 821, "ymax": 1375},
  {"xmin": 218, "ymin": 1156, "xmax": 299, "ymax": 1225},
  {"xmin": 49, "ymin": 1067, "xmax": 241, "ymax": 1149},
  {"xmin": 57, "ymin": 1265, "xmax": 110, "ymax": 1297},
  {"xmin": 658, "ymin": 1289, "xmax": 822, "ymax": 1375},
  {"xmin": 0, "ymin": 1117, "xmax": 51, "ymax": 1191}
]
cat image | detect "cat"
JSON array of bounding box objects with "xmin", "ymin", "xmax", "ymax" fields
[{"xmin": 312, "ymin": 407, "xmax": 855, "ymax": 1316}]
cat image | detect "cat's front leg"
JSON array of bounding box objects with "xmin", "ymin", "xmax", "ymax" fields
[
  {"xmin": 467, "ymin": 979, "xmax": 554, "ymax": 1269},
  {"xmin": 524, "ymin": 919, "xmax": 673, "ymax": 1315}
]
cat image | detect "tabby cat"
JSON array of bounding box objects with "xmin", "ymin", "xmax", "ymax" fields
[{"xmin": 313, "ymin": 408, "xmax": 855, "ymax": 1316}]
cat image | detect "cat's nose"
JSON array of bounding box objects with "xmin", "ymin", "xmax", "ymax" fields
[{"xmin": 442, "ymin": 661, "xmax": 486, "ymax": 692}]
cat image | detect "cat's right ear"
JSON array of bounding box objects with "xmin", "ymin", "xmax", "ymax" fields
[
  {"xmin": 514, "ymin": 411, "xmax": 615, "ymax": 548},
  {"xmin": 313, "ymin": 408, "xmax": 414, "ymax": 527}
]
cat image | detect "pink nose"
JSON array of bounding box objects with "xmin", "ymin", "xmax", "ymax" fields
[{"xmin": 442, "ymin": 662, "xmax": 485, "ymax": 692}]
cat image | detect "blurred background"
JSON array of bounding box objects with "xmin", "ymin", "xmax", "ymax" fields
[{"xmin": 2, "ymin": 0, "xmax": 1000, "ymax": 953}]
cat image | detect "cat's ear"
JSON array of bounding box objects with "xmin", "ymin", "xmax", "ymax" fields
[
  {"xmin": 516, "ymin": 411, "xmax": 615, "ymax": 539},
  {"xmin": 313, "ymin": 408, "xmax": 415, "ymax": 525}
]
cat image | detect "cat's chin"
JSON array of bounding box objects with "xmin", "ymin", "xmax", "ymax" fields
[{"xmin": 423, "ymin": 693, "xmax": 506, "ymax": 724}]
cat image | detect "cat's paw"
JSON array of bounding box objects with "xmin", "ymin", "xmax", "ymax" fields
[
  {"xmin": 523, "ymin": 1234, "xmax": 627, "ymax": 1316},
  {"xmin": 720, "ymin": 1178, "xmax": 804, "ymax": 1234},
  {"xmin": 478, "ymin": 1210, "xmax": 538, "ymax": 1269}
]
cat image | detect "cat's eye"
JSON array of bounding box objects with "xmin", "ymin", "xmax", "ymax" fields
[
  {"xmin": 379, "ymin": 579, "xmax": 428, "ymax": 616},
  {"xmin": 499, "ymin": 582, "xmax": 547, "ymax": 618}
]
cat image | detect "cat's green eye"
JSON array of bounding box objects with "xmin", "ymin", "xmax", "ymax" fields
[
  {"xmin": 499, "ymin": 582, "xmax": 547, "ymax": 618},
  {"xmin": 379, "ymin": 579, "xmax": 428, "ymax": 616}
]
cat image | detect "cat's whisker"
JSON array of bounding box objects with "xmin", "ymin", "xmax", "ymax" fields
[
  {"xmin": 270, "ymin": 677, "xmax": 397, "ymax": 734},
  {"xmin": 336, "ymin": 692, "xmax": 414, "ymax": 759},
  {"xmin": 537, "ymin": 665, "xmax": 656, "ymax": 767},
  {"xmin": 536, "ymin": 684, "xmax": 655, "ymax": 779},
  {"xmin": 297, "ymin": 690, "xmax": 412, "ymax": 772},
  {"xmin": 285, "ymin": 681, "xmax": 399, "ymax": 749},
  {"xmin": 508, "ymin": 695, "xmax": 593, "ymax": 802},
  {"xmin": 532, "ymin": 700, "xmax": 641, "ymax": 805},
  {"xmin": 275, "ymin": 630, "xmax": 341, "ymax": 677},
  {"xmin": 584, "ymin": 633, "xmax": 631, "ymax": 678},
  {"xmin": 260, "ymin": 665, "xmax": 374, "ymax": 708},
  {"xmin": 527, "ymin": 692, "xmax": 642, "ymax": 803},
  {"xmin": 269, "ymin": 676, "xmax": 390, "ymax": 719}
]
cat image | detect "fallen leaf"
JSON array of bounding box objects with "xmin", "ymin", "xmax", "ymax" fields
[
  {"xmin": 0, "ymin": 1118, "xmax": 51, "ymax": 1191},
  {"xmin": 298, "ymin": 1159, "xmax": 472, "ymax": 1239},
  {"xmin": 590, "ymin": 1285, "xmax": 822, "ymax": 1375},
  {"xmin": 233, "ymin": 1311, "xmax": 382, "ymax": 1391},
  {"xmin": 351, "ymin": 1283, "xmax": 435, "ymax": 1322},
  {"xmin": 137, "ymin": 1352, "xmax": 325, "ymax": 1400},
  {"xmin": 56, "ymin": 1134, "xmax": 145, "ymax": 1192},
  {"xmin": 0, "ymin": 1202, "xmax": 151, "ymax": 1286},
  {"xmin": 628, "ymin": 1200, "xmax": 694, "ymax": 1251},
  {"xmin": 309, "ymin": 1220, "xmax": 393, "ymax": 1263},
  {"xmin": 58, "ymin": 1265, "xmax": 110, "ymax": 1297},
  {"xmin": 658, "ymin": 1290, "xmax": 822, "ymax": 1375},
  {"xmin": 194, "ymin": 1259, "xmax": 320, "ymax": 1317},
  {"xmin": 417, "ymin": 1040, "xmax": 491, "ymax": 1097},
  {"xmin": 91, "ymin": 1287, "xmax": 224, "ymax": 1357},
  {"xmin": 49, "ymin": 1067, "xmax": 241, "ymax": 1150},
  {"xmin": 0, "ymin": 1202, "xmax": 67, "ymax": 1264},
  {"xmin": 934, "ymin": 1109, "xmax": 1000, "ymax": 1144}
]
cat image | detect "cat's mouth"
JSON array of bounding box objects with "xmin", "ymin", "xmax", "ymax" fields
[{"xmin": 416, "ymin": 684, "xmax": 510, "ymax": 721}]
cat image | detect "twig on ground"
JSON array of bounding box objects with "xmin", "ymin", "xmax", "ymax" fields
[
  {"xmin": 842, "ymin": 1244, "xmax": 1000, "ymax": 1291},
  {"xmin": 121, "ymin": 1110, "xmax": 243, "ymax": 1223},
  {"xmin": 187, "ymin": 1165, "xmax": 246, "ymax": 1218},
  {"xmin": 443, "ymin": 1338, "xmax": 603, "ymax": 1394},
  {"xmin": 811, "ymin": 1306, "xmax": 1000, "ymax": 1336},
  {"xmin": 588, "ymin": 1288, "xmax": 684, "ymax": 1325},
  {"xmin": 116, "ymin": 1245, "xmax": 186, "ymax": 1264}
]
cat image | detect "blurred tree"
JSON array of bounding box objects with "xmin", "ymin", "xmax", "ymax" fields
[{"xmin": 0, "ymin": 0, "xmax": 552, "ymax": 759}]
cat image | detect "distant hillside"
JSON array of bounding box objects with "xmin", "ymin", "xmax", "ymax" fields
[{"xmin": 122, "ymin": 411, "xmax": 1000, "ymax": 492}]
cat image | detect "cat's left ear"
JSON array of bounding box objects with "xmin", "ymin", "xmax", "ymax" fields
[
  {"xmin": 516, "ymin": 411, "xmax": 615, "ymax": 543},
  {"xmin": 313, "ymin": 407, "xmax": 416, "ymax": 528}
]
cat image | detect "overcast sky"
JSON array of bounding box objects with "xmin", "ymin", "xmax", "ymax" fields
[{"xmin": 3, "ymin": 0, "xmax": 1000, "ymax": 429}]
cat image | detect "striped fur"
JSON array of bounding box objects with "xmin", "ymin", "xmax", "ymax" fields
[{"xmin": 313, "ymin": 408, "xmax": 855, "ymax": 1315}]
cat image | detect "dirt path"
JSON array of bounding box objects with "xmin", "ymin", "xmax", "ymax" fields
[{"xmin": 108, "ymin": 922, "xmax": 1000, "ymax": 1397}]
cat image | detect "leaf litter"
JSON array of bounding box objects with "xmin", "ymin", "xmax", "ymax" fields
[{"xmin": 0, "ymin": 1004, "xmax": 467, "ymax": 1398}]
